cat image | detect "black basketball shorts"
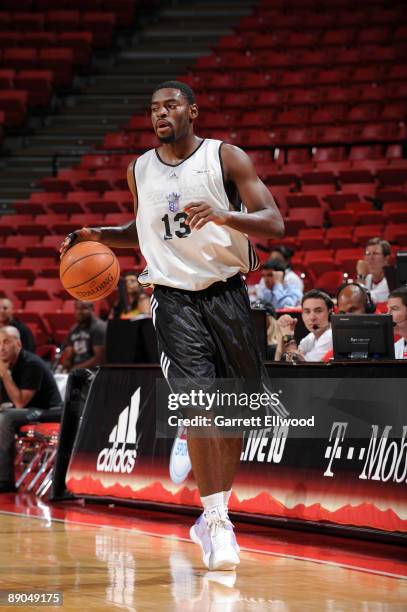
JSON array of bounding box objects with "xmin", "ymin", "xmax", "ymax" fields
[{"xmin": 151, "ymin": 274, "xmax": 264, "ymax": 395}]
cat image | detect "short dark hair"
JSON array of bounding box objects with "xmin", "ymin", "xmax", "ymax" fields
[
  {"xmin": 151, "ymin": 80, "xmax": 196, "ymax": 104},
  {"xmin": 302, "ymin": 289, "xmax": 334, "ymax": 311},
  {"xmin": 389, "ymin": 286, "xmax": 407, "ymax": 307},
  {"xmin": 263, "ymin": 258, "xmax": 286, "ymax": 273},
  {"xmin": 366, "ymin": 237, "xmax": 391, "ymax": 257},
  {"xmin": 270, "ymin": 245, "xmax": 294, "ymax": 261}
]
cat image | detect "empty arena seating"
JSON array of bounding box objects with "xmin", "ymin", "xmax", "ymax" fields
[
  {"xmin": 0, "ymin": 1, "xmax": 135, "ymax": 127},
  {"xmin": 1, "ymin": 0, "xmax": 406, "ymax": 348}
]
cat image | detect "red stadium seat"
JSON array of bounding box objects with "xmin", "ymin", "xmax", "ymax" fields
[
  {"xmin": 5, "ymin": 236, "xmax": 36, "ymax": 249},
  {"xmin": 85, "ymin": 197, "xmax": 122, "ymax": 214},
  {"xmin": 103, "ymin": 190, "xmax": 133, "ymax": 212},
  {"xmin": 335, "ymin": 248, "xmax": 362, "ymax": 275},
  {"xmin": 33, "ymin": 276, "xmax": 63, "ymax": 297},
  {"xmin": 20, "ymin": 32, "xmax": 56, "ymax": 49},
  {"xmin": 384, "ymin": 224, "xmax": 407, "ymax": 245},
  {"xmin": 81, "ymin": 12, "xmax": 116, "ymax": 48},
  {"xmin": 328, "ymin": 211, "xmax": 354, "ymax": 226},
  {"xmin": 376, "ymin": 168, "xmax": 407, "ymax": 187},
  {"xmin": 312, "ymin": 147, "xmax": 347, "ymax": 163},
  {"xmin": 3, "ymin": 48, "xmax": 38, "ymax": 70},
  {"xmin": 256, "ymin": 90, "xmax": 284, "ymax": 108},
  {"xmin": 0, "ymin": 91, "xmax": 28, "ymax": 127},
  {"xmin": 38, "ymin": 48, "xmax": 74, "ymax": 88},
  {"xmin": 29, "ymin": 191, "xmax": 64, "ymax": 208},
  {"xmin": 315, "ymin": 270, "xmax": 345, "ymax": 296},
  {"xmin": 102, "ymin": 132, "xmax": 135, "ymax": 150},
  {"xmin": 283, "ymin": 218, "xmax": 306, "ymax": 236},
  {"xmin": 357, "ymin": 27, "xmax": 390, "ymax": 45},
  {"xmin": 321, "ymin": 28, "xmax": 355, "ymax": 46},
  {"xmin": 12, "ymin": 13, "xmax": 45, "ymax": 31},
  {"xmin": 37, "ymin": 207, "xmax": 67, "ymax": 221},
  {"xmin": 286, "ymin": 195, "xmax": 322, "ymax": 209},
  {"xmin": 339, "ymin": 182, "xmax": 376, "ymax": 198},
  {"xmin": 45, "ymin": 10, "xmax": 81, "ymax": 32},
  {"xmin": 306, "ymin": 258, "xmax": 338, "ymax": 277},
  {"xmin": 383, "ymin": 203, "xmax": 407, "ymax": 224},
  {"xmin": 14, "ymin": 290, "xmax": 52, "ymax": 304},
  {"xmin": 376, "ymin": 189, "xmax": 407, "ymax": 204},
  {"xmin": 354, "ymin": 225, "xmax": 384, "ymax": 245},
  {"xmin": 14, "ymin": 70, "xmax": 53, "ymax": 108},
  {"xmin": 57, "ymin": 32, "xmax": 93, "ymax": 67},
  {"xmin": 355, "ymin": 211, "xmax": 385, "ymax": 225},
  {"xmin": 0, "ymin": 69, "xmax": 15, "ymax": 89},
  {"xmin": 338, "ymin": 169, "xmax": 374, "ymax": 185},
  {"xmin": 42, "ymin": 235, "xmax": 66, "ymax": 249},
  {"xmin": 325, "ymin": 227, "xmax": 355, "ymax": 249},
  {"xmin": 289, "ymin": 208, "xmax": 324, "ymax": 227},
  {"xmin": 297, "ymin": 229, "xmax": 325, "ymax": 249}
]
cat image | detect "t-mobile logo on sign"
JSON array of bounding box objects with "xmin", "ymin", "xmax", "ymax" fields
[{"xmin": 96, "ymin": 388, "xmax": 140, "ymax": 474}]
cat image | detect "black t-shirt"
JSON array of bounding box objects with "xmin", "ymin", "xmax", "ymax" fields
[
  {"xmin": 66, "ymin": 317, "xmax": 107, "ymax": 365},
  {"xmin": 10, "ymin": 319, "xmax": 35, "ymax": 353},
  {"xmin": 0, "ymin": 350, "xmax": 62, "ymax": 409}
]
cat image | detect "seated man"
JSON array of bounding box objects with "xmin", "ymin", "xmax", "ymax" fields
[
  {"xmin": 276, "ymin": 289, "xmax": 334, "ymax": 362},
  {"xmin": 61, "ymin": 301, "xmax": 107, "ymax": 372},
  {"xmin": 251, "ymin": 259, "xmax": 302, "ymax": 309},
  {"xmin": 388, "ymin": 287, "xmax": 407, "ymax": 359},
  {"xmin": 356, "ymin": 237, "xmax": 391, "ymax": 304},
  {"xmin": 0, "ymin": 326, "xmax": 63, "ymax": 492},
  {"xmin": 337, "ymin": 282, "xmax": 375, "ymax": 315},
  {"xmin": 269, "ymin": 245, "xmax": 304, "ymax": 296},
  {"xmin": 0, "ymin": 298, "xmax": 35, "ymax": 352}
]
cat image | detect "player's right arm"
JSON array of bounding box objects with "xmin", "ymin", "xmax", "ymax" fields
[{"xmin": 60, "ymin": 161, "xmax": 139, "ymax": 256}]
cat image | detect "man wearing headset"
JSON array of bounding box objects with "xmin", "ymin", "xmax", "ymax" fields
[
  {"xmin": 336, "ymin": 282, "xmax": 376, "ymax": 315},
  {"xmin": 276, "ymin": 289, "xmax": 333, "ymax": 362},
  {"xmin": 388, "ymin": 287, "xmax": 407, "ymax": 359}
]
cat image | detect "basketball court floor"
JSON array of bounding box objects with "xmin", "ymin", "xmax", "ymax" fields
[{"xmin": 0, "ymin": 493, "xmax": 405, "ymax": 611}]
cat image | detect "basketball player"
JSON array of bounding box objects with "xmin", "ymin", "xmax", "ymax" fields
[{"xmin": 60, "ymin": 81, "xmax": 284, "ymax": 570}]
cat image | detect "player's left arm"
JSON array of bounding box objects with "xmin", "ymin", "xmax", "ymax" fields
[{"xmin": 184, "ymin": 144, "xmax": 284, "ymax": 238}]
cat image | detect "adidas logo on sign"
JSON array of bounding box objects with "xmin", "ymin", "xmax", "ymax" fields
[{"xmin": 96, "ymin": 388, "xmax": 140, "ymax": 474}]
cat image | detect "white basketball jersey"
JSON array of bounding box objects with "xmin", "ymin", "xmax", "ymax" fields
[{"xmin": 134, "ymin": 138, "xmax": 259, "ymax": 291}]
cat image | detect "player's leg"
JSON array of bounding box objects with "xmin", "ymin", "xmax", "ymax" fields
[
  {"xmin": 152, "ymin": 285, "xmax": 239, "ymax": 569},
  {"xmin": 192, "ymin": 275, "xmax": 265, "ymax": 566},
  {"xmin": 220, "ymin": 436, "xmax": 243, "ymax": 493}
]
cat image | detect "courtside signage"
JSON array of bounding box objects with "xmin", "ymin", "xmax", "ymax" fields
[{"xmin": 96, "ymin": 388, "xmax": 140, "ymax": 474}]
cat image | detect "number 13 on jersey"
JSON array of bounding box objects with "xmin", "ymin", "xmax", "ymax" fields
[{"xmin": 162, "ymin": 212, "xmax": 192, "ymax": 241}]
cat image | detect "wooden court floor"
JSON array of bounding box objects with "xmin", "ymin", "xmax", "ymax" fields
[{"xmin": 0, "ymin": 497, "xmax": 405, "ymax": 611}]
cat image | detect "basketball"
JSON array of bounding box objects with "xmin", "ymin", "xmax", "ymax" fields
[{"xmin": 60, "ymin": 241, "xmax": 120, "ymax": 301}]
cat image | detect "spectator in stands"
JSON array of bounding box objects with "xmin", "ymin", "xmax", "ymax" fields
[
  {"xmin": 0, "ymin": 298, "xmax": 35, "ymax": 352},
  {"xmin": 356, "ymin": 238, "xmax": 391, "ymax": 304},
  {"xmin": 251, "ymin": 259, "xmax": 302, "ymax": 309},
  {"xmin": 0, "ymin": 326, "xmax": 62, "ymax": 492},
  {"xmin": 276, "ymin": 289, "xmax": 333, "ymax": 362},
  {"xmin": 61, "ymin": 301, "xmax": 107, "ymax": 372},
  {"xmin": 113, "ymin": 272, "xmax": 151, "ymax": 319},
  {"xmin": 337, "ymin": 282, "xmax": 376, "ymax": 315},
  {"xmin": 388, "ymin": 287, "xmax": 407, "ymax": 359},
  {"xmin": 269, "ymin": 245, "xmax": 304, "ymax": 295}
]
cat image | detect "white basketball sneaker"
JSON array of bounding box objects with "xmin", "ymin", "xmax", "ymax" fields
[{"xmin": 190, "ymin": 507, "xmax": 240, "ymax": 571}]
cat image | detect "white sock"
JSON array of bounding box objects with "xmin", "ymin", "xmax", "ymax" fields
[
  {"xmin": 223, "ymin": 489, "xmax": 232, "ymax": 508},
  {"xmin": 201, "ymin": 491, "xmax": 224, "ymax": 512}
]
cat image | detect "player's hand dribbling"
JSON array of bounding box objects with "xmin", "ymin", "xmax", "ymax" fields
[
  {"xmin": 184, "ymin": 202, "xmax": 230, "ymax": 230},
  {"xmin": 59, "ymin": 227, "xmax": 102, "ymax": 258}
]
